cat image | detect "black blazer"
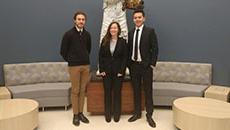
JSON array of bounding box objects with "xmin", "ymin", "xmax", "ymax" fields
[
  {"xmin": 127, "ymin": 25, "xmax": 158, "ymax": 67},
  {"xmin": 99, "ymin": 38, "xmax": 127, "ymax": 75}
]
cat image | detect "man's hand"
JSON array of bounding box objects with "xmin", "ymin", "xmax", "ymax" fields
[{"xmin": 150, "ymin": 65, "xmax": 155, "ymax": 69}]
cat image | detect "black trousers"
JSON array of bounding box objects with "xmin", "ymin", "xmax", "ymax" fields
[
  {"xmin": 102, "ymin": 72, "xmax": 123, "ymax": 120},
  {"xmin": 130, "ymin": 62, "xmax": 154, "ymax": 117}
]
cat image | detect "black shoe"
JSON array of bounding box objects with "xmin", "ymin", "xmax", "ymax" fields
[
  {"xmin": 105, "ymin": 113, "xmax": 111, "ymax": 122},
  {"xmin": 78, "ymin": 113, "xmax": 89, "ymax": 123},
  {"xmin": 105, "ymin": 117, "xmax": 111, "ymax": 122},
  {"xmin": 147, "ymin": 117, "xmax": 156, "ymax": 128},
  {"xmin": 128, "ymin": 114, "xmax": 141, "ymax": 122},
  {"xmin": 114, "ymin": 116, "xmax": 120, "ymax": 122},
  {"xmin": 73, "ymin": 114, "xmax": 80, "ymax": 126}
]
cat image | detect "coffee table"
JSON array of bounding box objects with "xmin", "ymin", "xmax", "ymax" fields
[
  {"xmin": 173, "ymin": 97, "xmax": 230, "ymax": 130},
  {"xmin": 0, "ymin": 99, "xmax": 39, "ymax": 130}
]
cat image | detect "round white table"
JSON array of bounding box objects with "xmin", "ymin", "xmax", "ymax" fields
[
  {"xmin": 0, "ymin": 99, "xmax": 39, "ymax": 130},
  {"xmin": 173, "ymin": 97, "xmax": 230, "ymax": 130}
]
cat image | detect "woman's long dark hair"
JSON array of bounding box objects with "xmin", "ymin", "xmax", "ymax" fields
[{"xmin": 101, "ymin": 21, "xmax": 121, "ymax": 46}]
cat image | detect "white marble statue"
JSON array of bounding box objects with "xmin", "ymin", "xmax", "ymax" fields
[{"xmin": 100, "ymin": 0, "xmax": 128, "ymax": 43}]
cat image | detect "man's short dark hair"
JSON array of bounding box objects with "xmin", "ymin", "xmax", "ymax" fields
[
  {"xmin": 73, "ymin": 11, "xmax": 87, "ymax": 20},
  {"xmin": 133, "ymin": 9, "xmax": 145, "ymax": 17}
]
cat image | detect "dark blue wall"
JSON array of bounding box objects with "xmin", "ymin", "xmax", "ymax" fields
[{"xmin": 1, "ymin": 0, "xmax": 230, "ymax": 86}]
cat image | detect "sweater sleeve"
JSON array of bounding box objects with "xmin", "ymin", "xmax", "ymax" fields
[
  {"xmin": 87, "ymin": 33, "xmax": 91, "ymax": 54},
  {"xmin": 99, "ymin": 45, "xmax": 105, "ymax": 73},
  {"xmin": 150, "ymin": 28, "xmax": 158, "ymax": 66},
  {"xmin": 60, "ymin": 32, "xmax": 69, "ymax": 61}
]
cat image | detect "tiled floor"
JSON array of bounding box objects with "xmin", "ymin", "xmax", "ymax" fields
[{"xmin": 37, "ymin": 106, "xmax": 178, "ymax": 130}]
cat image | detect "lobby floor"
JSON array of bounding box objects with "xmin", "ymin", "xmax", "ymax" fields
[{"xmin": 37, "ymin": 106, "xmax": 178, "ymax": 130}]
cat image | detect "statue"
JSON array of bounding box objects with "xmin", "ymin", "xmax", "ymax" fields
[{"xmin": 100, "ymin": 0, "xmax": 128, "ymax": 43}]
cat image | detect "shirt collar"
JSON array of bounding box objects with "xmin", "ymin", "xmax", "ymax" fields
[
  {"xmin": 75, "ymin": 26, "xmax": 83, "ymax": 32},
  {"xmin": 135, "ymin": 24, "xmax": 144, "ymax": 31}
]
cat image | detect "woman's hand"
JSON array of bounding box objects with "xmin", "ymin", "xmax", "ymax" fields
[
  {"xmin": 117, "ymin": 73, "xmax": 123, "ymax": 77},
  {"xmin": 100, "ymin": 72, "xmax": 106, "ymax": 77}
]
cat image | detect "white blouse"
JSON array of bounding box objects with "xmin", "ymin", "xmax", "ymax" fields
[{"xmin": 110, "ymin": 39, "xmax": 117, "ymax": 55}]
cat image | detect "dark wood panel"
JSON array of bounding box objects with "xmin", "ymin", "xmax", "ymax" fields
[{"xmin": 86, "ymin": 81, "xmax": 145, "ymax": 115}]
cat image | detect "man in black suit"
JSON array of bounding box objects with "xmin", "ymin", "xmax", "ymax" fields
[{"xmin": 127, "ymin": 9, "xmax": 158, "ymax": 128}]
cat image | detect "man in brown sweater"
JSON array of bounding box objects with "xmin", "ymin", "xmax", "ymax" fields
[{"xmin": 60, "ymin": 11, "xmax": 91, "ymax": 126}]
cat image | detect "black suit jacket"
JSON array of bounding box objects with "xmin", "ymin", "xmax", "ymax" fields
[
  {"xmin": 99, "ymin": 38, "xmax": 127, "ymax": 75},
  {"xmin": 127, "ymin": 25, "xmax": 158, "ymax": 67}
]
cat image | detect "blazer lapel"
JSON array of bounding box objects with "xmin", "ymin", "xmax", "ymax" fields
[
  {"xmin": 130, "ymin": 29, "xmax": 135, "ymax": 51},
  {"xmin": 140, "ymin": 25, "xmax": 146, "ymax": 46},
  {"xmin": 138, "ymin": 26, "xmax": 147, "ymax": 58}
]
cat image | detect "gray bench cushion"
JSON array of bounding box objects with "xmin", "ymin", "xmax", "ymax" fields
[
  {"xmin": 153, "ymin": 82, "xmax": 208, "ymax": 97},
  {"xmin": 8, "ymin": 82, "xmax": 71, "ymax": 98}
]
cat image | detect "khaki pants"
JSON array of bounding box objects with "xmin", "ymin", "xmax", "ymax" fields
[{"xmin": 68, "ymin": 65, "xmax": 90, "ymax": 114}]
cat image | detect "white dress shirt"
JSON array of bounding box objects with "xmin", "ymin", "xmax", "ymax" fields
[
  {"xmin": 110, "ymin": 39, "xmax": 117, "ymax": 56},
  {"xmin": 75, "ymin": 26, "xmax": 83, "ymax": 32}
]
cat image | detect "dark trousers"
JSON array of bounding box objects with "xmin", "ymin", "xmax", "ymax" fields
[
  {"xmin": 130, "ymin": 62, "xmax": 154, "ymax": 117},
  {"xmin": 103, "ymin": 72, "xmax": 123, "ymax": 120}
]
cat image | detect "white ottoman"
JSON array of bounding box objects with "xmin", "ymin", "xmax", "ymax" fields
[
  {"xmin": 205, "ymin": 85, "xmax": 230, "ymax": 102},
  {"xmin": 173, "ymin": 97, "xmax": 230, "ymax": 130},
  {"xmin": 0, "ymin": 87, "xmax": 11, "ymax": 99},
  {"xmin": 0, "ymin": 99, "xmax": 39, "ymax": 130}
]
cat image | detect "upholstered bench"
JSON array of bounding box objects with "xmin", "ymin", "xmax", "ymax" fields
[
  {"xmin": 153, "ymin": 62, "xmax": 212, "ymax": 106},
  {"xmin": 3, "ymin": 62, "xmax": 71, "ymax": 110}
]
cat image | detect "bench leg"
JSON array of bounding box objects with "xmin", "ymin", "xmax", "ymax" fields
[{"xmin": 65, "ymin": 106, "xmax": 68, "ymax": 111}]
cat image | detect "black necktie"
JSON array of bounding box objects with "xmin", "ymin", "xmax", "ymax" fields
[{"xmin": 134, "ymin": 29, "xmax": 139, "ymax": 61}]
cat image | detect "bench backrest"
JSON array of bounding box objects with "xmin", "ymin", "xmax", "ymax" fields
[
  {"xmin": 3, "ymin": 62, "xmax": 70, "ymax": 86},
  {"xmin": 154, "ymin": 62, "xmax": 212, "ymax": 85}
]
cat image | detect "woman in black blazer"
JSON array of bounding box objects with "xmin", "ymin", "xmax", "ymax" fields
[{"xmin": 99, "ymin": 21, "xmax": 127, "ymax": 122}]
